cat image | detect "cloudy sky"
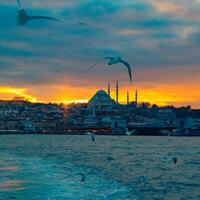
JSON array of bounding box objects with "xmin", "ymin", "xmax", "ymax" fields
[{"xmin": 0, "ymin": 0, "xmax": 200, "ymax": 107}]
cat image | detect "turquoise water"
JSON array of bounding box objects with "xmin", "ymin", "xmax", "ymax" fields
[{"xmin": 0, "ymin": 135, "xmax": 200, "ymax": 200}]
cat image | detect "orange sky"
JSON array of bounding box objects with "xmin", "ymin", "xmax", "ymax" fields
[
  {"xmin": 1, "ymin": 1, "xmax": 200, "ymax": 108},
  {"xmin": 0, "ymin": 66, "xmax": 200, "ymax": 108},
  {"xmin": 0, "ymin": 82, "xmax": 199, "ymax": 108}
]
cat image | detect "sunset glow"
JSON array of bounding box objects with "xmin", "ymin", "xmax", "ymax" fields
[
  {"xmin": 0, "ymin": 83, "xmax": 199, "ymax": 108},
  {"xmin": 0, "ymin": 0, "xmax": 199, "ymax": 108},
  {"xmin": 0, "ymin": 87, "xmax": 37, "ymax": 102}
]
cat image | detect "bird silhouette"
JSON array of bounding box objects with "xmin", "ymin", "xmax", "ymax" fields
[
  {"xmin": 66, "ymin": 172, "xmax": 97, "ymax": 184},
  {"xmin": 111, "ymin": 135, "xmax": 121, "ymax": 142},
  {"xmin": 172, "ymin": 157, "xmax": 178, "ymax": 164},
  {"xmin": 86, "ymin": 132, "xmax": 96, "ymax": 142},
  {"xmin": 90, "ymin": 56, "xmax": 132, "ymax": 82},
  {"xmin": 16, "ymin": 0, "xmax": 59, "ymax": 26},
  {"xmin": 161, "ymin": 155, "xmax": 178, "ymax": 165},
  {"xmin": 125, "ymin": 128, "xmax": 135, "ymax": 136}
]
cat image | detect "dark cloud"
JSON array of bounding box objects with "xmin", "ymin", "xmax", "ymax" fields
[{"xmin": 0, "ymin": 0, "xmax": 200, "ymax": 89}]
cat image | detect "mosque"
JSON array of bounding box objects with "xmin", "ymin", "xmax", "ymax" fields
[
  {"xmin": 87, "ymin": 90, "xmax": 117, "ymax": 112},
  {"xmin": 87, "ymin": 80, "xmax": 138, "ymax": 112}
]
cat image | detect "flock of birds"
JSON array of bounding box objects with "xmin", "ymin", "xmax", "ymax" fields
[
  {"xmin": 15, "ymin": 0, "xmax": 133, "ymax": 83},
  {"xmin": 85, "ymin": 130, "xmax": 178, "ymax": 167},
  {"xmin": 13, "ymin": 0, "xmax": 178, "ymax": 184},
  {"xmin": 62, "ymin": 130, "xmax": 178, "ymax": 184}
]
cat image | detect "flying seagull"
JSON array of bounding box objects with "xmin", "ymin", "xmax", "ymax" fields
[
  {"xmin": 90, "ymin": 56, "xmax": 132, "ymax": 82},
  {"xmin": 125, "ymin": 128, "xmax": 135, "ymax": 136},
  {"xmin": 172, "ymin": 157, "xmax": 178, "ymax": 164},
  {"xmin": 161, "ymin": 156, "xmax": 178, "ymax": 165},
  {"xmin": 86, "ymin": 132, "xmax": 95, "ymax": 142},
  {"xmin": 16, "ymin": 0, "xmax": 59, "ymax": 26},
  {"xmin": 66, "ymin": 172, "xmax": 97, "ymax": 184},
  {"xmin": 111, "ymin": 135, "xmax": 121, "ymax": 142}
]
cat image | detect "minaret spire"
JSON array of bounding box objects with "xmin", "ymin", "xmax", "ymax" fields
[
  {"xmin": 127, "ymin": 91, "xmax": 129, "ymax": 105},
  {"xmin": 135, "ymin": 89, "xmax": 138, "ymax": 107},
  {"xmin": 108, "ymin": 82, "xmax": 110, "ymax": 97},
  {"xmin": 116, "ymin": 80, "xmax": 119, "ymax": 103}
]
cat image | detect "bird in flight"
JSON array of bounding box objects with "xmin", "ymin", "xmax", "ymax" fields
[
  {"xmin": 125, "ymin": 128, "xmax": 135, "ymax": 136},
  {"xmin": 111, "ymin": 135, "xmax": 121, "ymax": 142},
  {"xmin": 172, "ymin": 157, "xmax": 178, "ymax": 164},
  {"xmin": 90, "ymin": 56, "xmax": 132, "ymax": 82},
  {"xmin": 161, "ymin": 155, "xmax": 178, "ymax": 165},
  {"xmin": 16, "ymin": 0, "xmax": 59, "ymax": 26},
  {"xmin": 86, "ymin": 132, "xmax": 96, "ymax": 142},
  {"xmin": 66, "ymin": 172, "xmax": 97, "ymax": 184}
]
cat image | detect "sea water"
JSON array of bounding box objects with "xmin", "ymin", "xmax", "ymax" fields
[{"xmin": 0, "ymin": 135, "xmax": 200, "ymax": 200}]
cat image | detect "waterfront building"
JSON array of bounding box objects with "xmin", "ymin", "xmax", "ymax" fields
[
  {"xmin": 20, "ymin": 119, "xmax": 35, "ymax": 131},
  {"xmin": 177, "ymin": 117, "xmax": 194, "ymax": 129},
  {"xmin": 157, "ymin": 108, "xmax": 176, "ymax": 123},
  {"xmin": 0, "ymin": 121, "xmax": 6, "ymax": 130},
  {"xmin": 83, "ymin": 114, "xmax": 98, "ymax": 127},
  {"xmin": 111, "ymin": 116, "xmax": 127, "ymax": 128},
  {"xmin": 6, "ymin": 120, "xmax": 19, "ymax": 130}
]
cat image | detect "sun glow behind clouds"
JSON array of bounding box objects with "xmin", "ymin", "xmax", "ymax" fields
[
  {"xmin": 0, "ymin": 87, "xmax": 37, "ymax": 102},
  {"xmin": 0, "ymin": 84, "xmax": 199, "ymax": 108},
  {"xmin": 0, "ymin": 0, "xmax": 200, "ymax": 108},
  {"xmin": 51, "ymin": 99, "xmax": 88, "ymax": 104}
]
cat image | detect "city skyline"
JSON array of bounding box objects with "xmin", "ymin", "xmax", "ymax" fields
[{"xmin": 0, "ymin": 0, "xmax": 200, "ymax": 107}]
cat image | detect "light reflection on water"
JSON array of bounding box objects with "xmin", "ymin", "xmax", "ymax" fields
[{"xmin": 0, "ymin": 135, "xmax": 200, "ymax": 200}]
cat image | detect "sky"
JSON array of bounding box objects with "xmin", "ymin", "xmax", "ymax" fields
[{"xmin": 0, "ymin": 0, "xmax": 200, "ymax": 107}]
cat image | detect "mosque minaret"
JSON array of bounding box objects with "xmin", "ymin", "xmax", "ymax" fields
[
  {"xmin": 127, "ymin": 91, "xmax": 129, "ymax": 105},
  {"xmin": 107, "ymin": 82, "xmax": 111, "ymax": 97},
  {"xmin": 116, "ymin": 80, "xmax": 119, "ymax": 103},
  {"xmin": 135, "ymin": 89, "xmax": 138, "ymax": 107}
]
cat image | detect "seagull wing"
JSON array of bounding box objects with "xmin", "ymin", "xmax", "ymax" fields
[
  {"xmin": 86, "ymin": 132, "xmax": 92, "ymax": 136},
  {"xmin": 77, "ymin": 22, "xmax": 89, "ymax": 26},
  {"xmin": 17, "ymin": 0, "xmax": 22, "ymax": 9},
  {"xmin": 160, "ymin": 156, "xmax": 172, "ymax": 163},
  {"xmin": 105, "ymin": 56, "xmax": 114, "ymax": 59},
  {"xmin": 120, "ymin": 59, "xmax": 132, "ymax": 82},
  {"xmin": 128, "ymin": 131, "xmax": 133, "ymax": 136},
  {"xmin": 66, "ymin": 21, "xmax": 89, "ymax": 26},
  {"xmin": 130, "ymin": 130, "xmax": 135, "ymax": 134},
  {"xmin": 65, "ymin": 173, "xmax": 83, "ymax": 179},
  {"xmin": 27, "ymin": 16, "xmax": 59, "ymax": 22},
  {"xmin": 89, "ymin": 57, "xmax": 111, "ymax": 70},
  {"xmin": 86, "ymin": 172, "xmax": 102, "ymax": 178},
  {"xmin": 111, "ymin": 135, "xmax": 121, "ymax": 141},
  {"xmin": 63, "ymin": 166, "xmax": 72, "ymax": 172},
  {"xmin": 61, "ymin": 18, "xmax": 88, "ymax": 26}
]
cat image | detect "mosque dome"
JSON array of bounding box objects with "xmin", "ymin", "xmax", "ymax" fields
[
  {"xmin": 96, "ymin": 90, "xmax": 107, "ymax": 96},
  {"xmin": 87, "ymin": 90, "xmax": 116, "ymax": 111}
]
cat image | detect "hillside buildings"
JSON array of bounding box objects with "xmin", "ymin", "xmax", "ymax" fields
[{"xmin": 0, "ymin": 81, "xmax": 200, "ymax": 135}]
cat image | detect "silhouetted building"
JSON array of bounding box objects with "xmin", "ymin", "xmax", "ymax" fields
[{"xmin": 87, "ymin": 90, "xmax": 117, "ymax": 112}]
